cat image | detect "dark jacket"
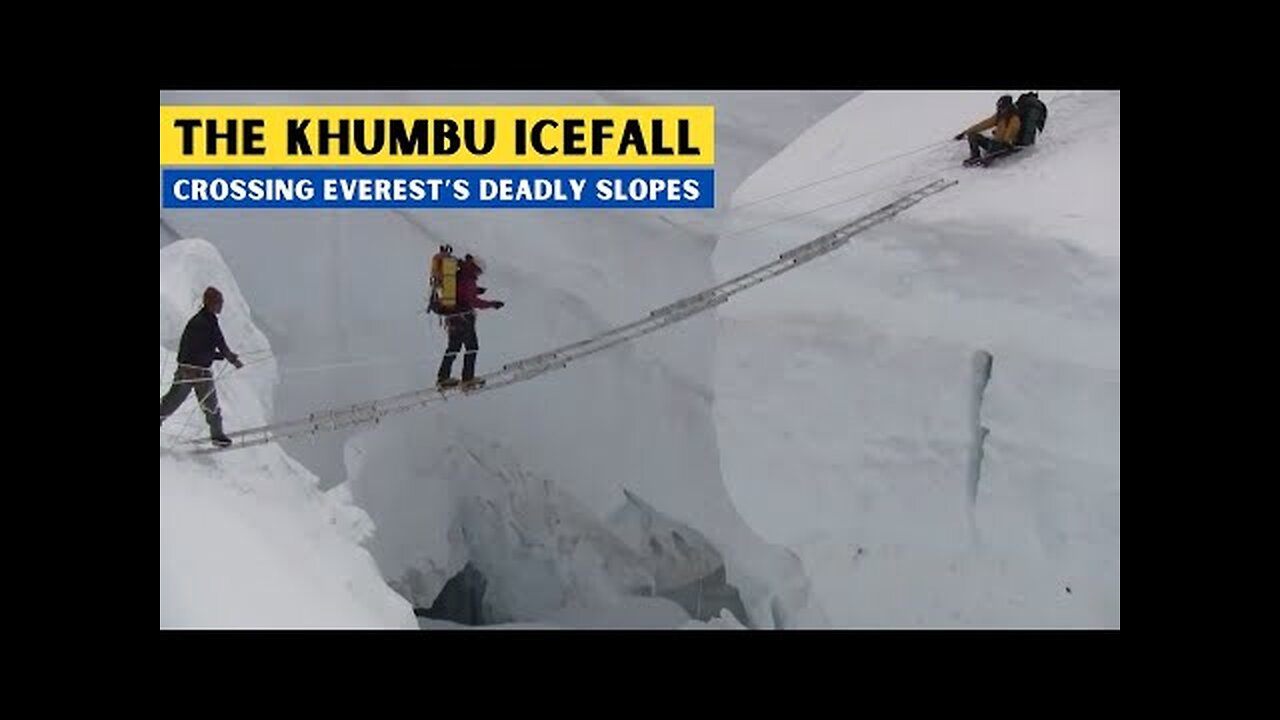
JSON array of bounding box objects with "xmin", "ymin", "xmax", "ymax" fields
[{"xmin": 177, "ymin": 308, "xmax": 237, "ymax": 368}]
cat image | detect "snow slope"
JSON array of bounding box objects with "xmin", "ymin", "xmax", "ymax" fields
[
  {"xmin": 160, "ymin": 239, "xmax": 417, "ymax": 628},
  {"xmin": 713, "ymin": 91, "xmax": 1120, "ymax": 627}
]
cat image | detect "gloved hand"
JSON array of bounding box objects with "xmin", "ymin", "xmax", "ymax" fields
[
  {"xmin": 230, "ymin": 353, "xmax": 244, "ymax": 369},
  {"xmin": 954, "ymin": 132, "xmax": 966, "ymax": 141},
  {"xmin": 492, "ymin": 301, "xmax": 505, "ymax": 309}
]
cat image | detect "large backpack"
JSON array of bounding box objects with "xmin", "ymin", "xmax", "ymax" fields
[
  {"xmin": 1015, "ymin": 92, "xmax": 1048, "ymax": 146},
  {"xmin": 428, "ymin": 246, "xmax": 459, "ymax": 314}
]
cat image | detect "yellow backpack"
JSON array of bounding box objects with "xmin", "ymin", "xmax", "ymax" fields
[{"xmin": 429, "ymin": 246, "xmax": 459, "ymax": 314}]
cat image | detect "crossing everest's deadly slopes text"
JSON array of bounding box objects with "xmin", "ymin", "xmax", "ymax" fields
[{"xmin": 171, "ymin": 175, "xmax": 702, "ymax": 204}]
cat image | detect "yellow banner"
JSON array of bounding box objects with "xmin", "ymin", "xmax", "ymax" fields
[{"xmin": 159, "ymin": 106, "xmax": 715, "ymax": 166}]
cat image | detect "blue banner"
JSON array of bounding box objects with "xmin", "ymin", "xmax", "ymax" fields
[{"xmin": 162, "ymin": 168, "xmax": 715, "ymax": 209}]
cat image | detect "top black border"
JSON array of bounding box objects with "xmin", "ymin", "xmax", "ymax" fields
[{"xmin": 159, "ymin": 32, "xmax": 1121, "ymax": 92}]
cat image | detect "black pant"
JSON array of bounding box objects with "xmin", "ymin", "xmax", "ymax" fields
[
  {"xmin": 967, "ymin": 133, "xmax": 1013, "ymax": 159},
  {"xmin": 159, "ymin": 365, "xmax": 225, "ymax": 437},
  {"xmin": 438, "ymin": 313, "xmax": 479, "ymax": 381}
]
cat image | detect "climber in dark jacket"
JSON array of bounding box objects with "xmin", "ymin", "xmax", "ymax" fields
[{"xmin": 159, "ymin": 286, "xmax": 243, "ymax": 447}]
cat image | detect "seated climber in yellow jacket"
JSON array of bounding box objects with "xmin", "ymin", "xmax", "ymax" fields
[{"xmin": 955, "ymin": 95, "xmax": 1022, "ymax": 163}]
